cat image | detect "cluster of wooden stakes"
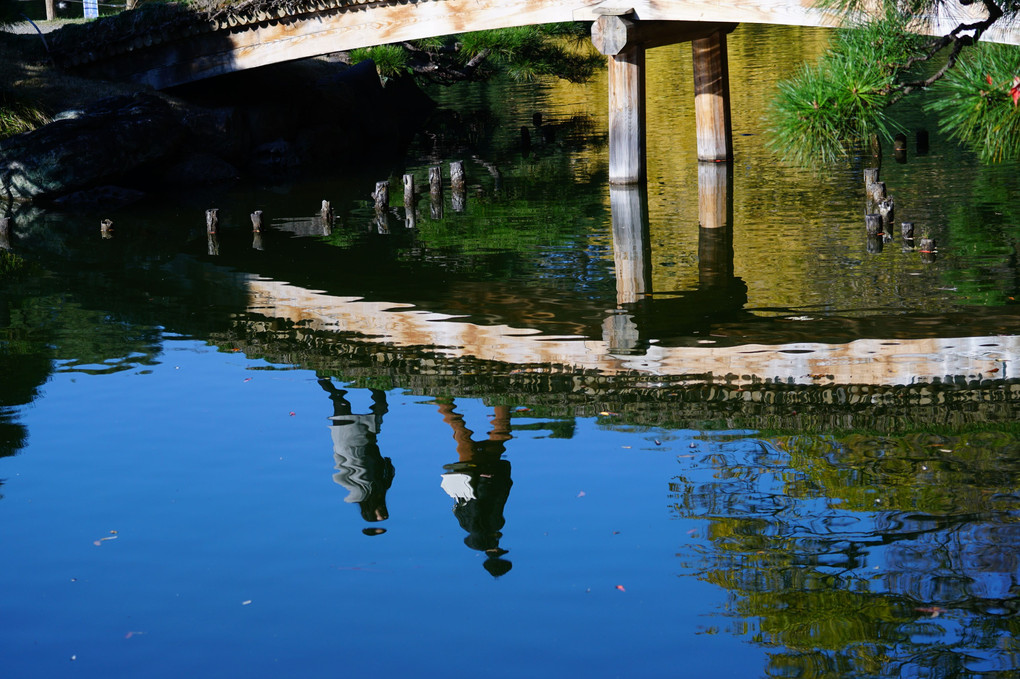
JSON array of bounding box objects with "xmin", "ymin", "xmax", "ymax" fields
[
  {"xmin": 86, "ymin": 160, "xmax": 473, "ymax": 256},
  {"xmin": 863, "ymin": 165, "xmax": 936, "ymax": 263}
]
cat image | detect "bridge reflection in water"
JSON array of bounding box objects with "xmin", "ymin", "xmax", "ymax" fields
[{"xmin": 238, "ymin": 162, "xmax": 1018, "ymax": 388}]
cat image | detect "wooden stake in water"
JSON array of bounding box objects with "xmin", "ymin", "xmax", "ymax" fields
[
  {"xmin": 101, "ymin": 219, "xmax": 113, "ymax": 239},
  {"xmin": 429, "ymin": 166, "xmax": 443, "ymax": 220},
  {"xmin": 320, "ymin": 200, "xmax": 333, "ymax": 227},
  {"xmin": 206, "ymin": 208, "xmax": 219, "ymax": 234},
  {"xmin": 451, "ymin": 161, "xmax": 466, "ymax": 213},
  {"xmin": 251, "ymin": 210, "xmax": 263, "ymax": 233},
  {"xmin": 865, "ymin": 214, "xmax": 883, "ymax": 236},
  {"xmin": 901, "ymin": 222, "xmax": 915, "ymax": 240},
  {"xmin": 374, "ymin": 181, "xmax": 389, "ymax": 212},
  {"xmin": 878, "ymin": 198, "xmax": 895, "ymax": 231},
  {"xmin": 403, "ymin": 174, "xmax": 415, "ymax": 211}
]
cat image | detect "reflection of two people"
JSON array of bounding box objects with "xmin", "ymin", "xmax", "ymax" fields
[
  {"xmin": 319, "ymin": 378, "xmax": 394, "ymax": 528},
  {"xmin": 437, "ymin": 400, "xmax": 514, "ymax": 578}
]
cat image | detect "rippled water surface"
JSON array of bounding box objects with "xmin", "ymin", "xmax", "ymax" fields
[{"xmin": 2, "ymin": 25, "xmax": 1019, "ymax": 679}]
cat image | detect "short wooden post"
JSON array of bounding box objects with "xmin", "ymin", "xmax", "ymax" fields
[
  {"xmin": 206, "ymin": 208, "xmax": 218, "ymax": 234},
  {"xmin": 250, "ymin": 210, "xmax": 263, "ymax": 233},
  {"xmin": 0, "ymin": 217, "xmax": 11, "ymax": 250},
  {"xmin": 692, "ymin": 30, "xmax": 733, "ymax": 162},
  {"xmin": 863, "ymin": 168, "xmax": 880, "ymax": 188},
  {"xmin": 429, "ymin": 166, "xmax": 443, "ymax": 219},
  {"xmin": 429, "ymin": 166, "xmax": 442, "ymax": 198},
  {"xmin": 374, "ymin": 181, "xmax": 389, "ymax": 212},
  {"xmin": 450, "ymin": 162, "xmax": 465, "ymax": 192},
  {"xmin": 901, "ymin": 222, "xmax": 915, "ymax": 240},
  {"xmin": 320, "ymin": 199, "xmax": 333, "ymax": 225},
  {"xmin": 101, "ymin": 219, "xmax": 113, "ymax": 239},
  {"xmin": 450, "ymin": 161, "xmax": 466, "ymax": 213},
  {"xmin": 919, "ymin": 237, "xmax": 935, "ymax": 263},
  {"xmin": 403, "ymin": 174, "xmax": 415, "ymax": 211},
  {"xmin": 520, "ymin": 126, "xmax": 532, "ymax": 155},
  {"xmin": 893, "ymin": 133, "xmax": 907, "ymax": 164},
  {"xmin": 865, "ymin": 214, "xmax": 883, "ymax": 236},
  {"xmin": 375, "ymin": 210, "xmax": 391, "ymax": 235},
  {"xmin": 916, "ymin": 130, "xmax": 930, "ymax": 155},
  {"xmin": 252, "ymin": 233, "xmax": 264, "ymax": 251},
  {"xmin": 207, "ymin": 232, "xmax": 219, "ymax": 256},
  {"xmin": 878, "ymin": 198, "xmax": 894, "ymax": 230},
  {"xmin": 403, "ymin": 175, "xmax": 417, "ymax": 228},
  {"xmin": 868, "ymin": 181, "xmax": 886, "ymax": 206},
  {"xmin": 867, "ymin": 233, "xmax": 884, "ymax": 254}
]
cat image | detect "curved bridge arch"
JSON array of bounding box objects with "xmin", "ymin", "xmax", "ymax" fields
[{"xmin": 64, "ymin": 0, "xmax": 1019, "ymax": 90}]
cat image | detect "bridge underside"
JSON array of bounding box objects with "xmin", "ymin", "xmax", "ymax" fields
[
  {"xmin": 61, "ymin": 0, "xmax": 1019, "ymax": 184},
  {"xmin": 65, "ymin": 0, "xmax": 1018, "ymax": 89},
  {"xmin": 67, "ymin": 0, "xmax": 847, "ymax": 90}
]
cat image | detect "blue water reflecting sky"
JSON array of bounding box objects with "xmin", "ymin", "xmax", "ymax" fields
[{"xmin": 2, "ymin": 338, "xmax": 769, "ymax": 678}]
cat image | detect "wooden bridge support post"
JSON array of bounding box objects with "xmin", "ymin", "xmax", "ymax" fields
[
  {"xmin": 607, "ymin": 44, "xmax": 647, "ymax": 185},
  {"xmin": 594, "ymin": 15, "xmax": 737, "ymax": 181},
  {"xmin": 692, "ymin": 30, "xmax": 733, "ymax": 162},
  {"xmin": 593, "ymin": 12, "xmax": 646, "ymax": 185}
]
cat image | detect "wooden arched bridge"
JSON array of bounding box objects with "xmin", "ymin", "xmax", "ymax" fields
[{"xmin": 56, "ymin": 0, "xmax": 1020, "ymax": 183}]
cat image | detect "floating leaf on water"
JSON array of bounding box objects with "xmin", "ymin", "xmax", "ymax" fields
[{"xmin": 615, "ymin": 585, "xmax": 626, "ymax": 592}]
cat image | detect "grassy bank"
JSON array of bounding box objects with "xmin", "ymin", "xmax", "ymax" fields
[{"xmin": 0, "ymin": 24, "xmax": 144, "ymax": 140}]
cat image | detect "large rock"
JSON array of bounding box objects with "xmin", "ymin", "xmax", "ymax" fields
[{"xmin": 0, "ymin": 93, "xmax": 186, "ymax": 202}]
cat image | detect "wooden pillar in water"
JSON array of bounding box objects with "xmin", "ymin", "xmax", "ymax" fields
[
  {"xmin": 607, "ymin": 44, "xmax": 646, "ymax": 185},
  {"xmin": 593, "ymin": 15, "xmax": 737, "ymax": 181},
  {"xmin": 692, "ymin": 30, "xmax": 733, "ymax": 162}
]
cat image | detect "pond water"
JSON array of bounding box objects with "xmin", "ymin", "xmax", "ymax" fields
[{"xmin": 2, "ymin": 25, "xmax": 1020, "ymax": 679}]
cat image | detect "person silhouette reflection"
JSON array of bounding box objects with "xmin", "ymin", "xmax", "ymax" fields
[
  {"xmin": 319, "ymin": 378, "xmax": 394, "ymax": 526},
  {"xmin": 437, "ymin": 399, "xmax": 514, "ymax": 577}
]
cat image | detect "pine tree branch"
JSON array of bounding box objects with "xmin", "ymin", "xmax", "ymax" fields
[{"xmin": 881, "ymin": 0, "xmax": 1004, "ymax": 103}]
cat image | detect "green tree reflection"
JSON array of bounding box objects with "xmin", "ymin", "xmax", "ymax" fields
[{"xmin": 672, "ymin": 432, "xmax": 1020, "ymax": 678}]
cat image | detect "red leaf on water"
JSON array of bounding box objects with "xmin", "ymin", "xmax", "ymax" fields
[
  {"xmin": 243, "ymin": 377, "xmax": 253, "ymax": 383},
  {"xmin": 915, "ymin": 606, "xmax": 946, "ymax": 618},
  {"xmin": 289, "ymin": 411, "xmax": 296, "ymax": 416},
  {"xmin": 615, "ymin": 585, "xmax": 626, "ymax": 592}
]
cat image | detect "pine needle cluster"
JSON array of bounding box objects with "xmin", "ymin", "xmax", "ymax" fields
[{"xmin": 768, "ymin": 0, "xmax": 1020, "ymax": 164}]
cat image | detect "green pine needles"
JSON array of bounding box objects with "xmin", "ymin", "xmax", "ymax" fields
[
  {"xmin": 769, "ymin": 0, "xmax": 1020, "ymax": 164},
  {"xmin": 928, "ymin": 43, "xmax": 1020, "ymax": 162}
]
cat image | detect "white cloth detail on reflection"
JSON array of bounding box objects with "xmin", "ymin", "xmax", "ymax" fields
[
  {"xmin": 441, "ymin": 473, "xmax": 475, "ymax": 502},
  {"xmin": 330, "ymin": 417, "xmax": 378, "ymax": 503}
]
